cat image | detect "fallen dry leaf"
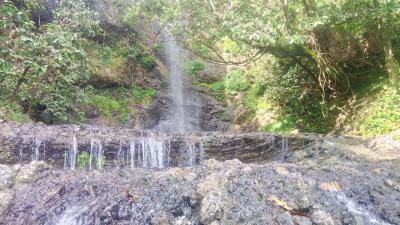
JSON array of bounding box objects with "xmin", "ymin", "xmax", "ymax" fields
[{"xmin": 319, "ymin": 181, "xmax": 341, "ymax": 192}]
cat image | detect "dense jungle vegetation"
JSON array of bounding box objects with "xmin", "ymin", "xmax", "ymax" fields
[{"xmin": 1, "ymin": 0, "xmax": 400, "ymax": 136}]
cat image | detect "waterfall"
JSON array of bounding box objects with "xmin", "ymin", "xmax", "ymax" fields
[
  {"xmin": 158, "ymin": 30, "xmax": 202, "ymax": 133},
  {"xmin": 179, "ymin": 141, "xmax": 204, "ymax": 167},
  {"xmin": 64, "ymin": 134, "xmax": 78, "ymax": 170},
  {"xmin": 279, "ymin": 137, "xmax": 289, "ymax": 162},
  {"xmin": 129, "ymin": 141, "xmax": 135, "ymax": 169},
  {"xmin": 62, "ymin": 130, "xmax": 80, "ymax": 170},
  {"xmin": 31, "ymin": 139, "xmax": 45, "ymax": 161},
  {"xmin": 89, "ymin": 139, "xmax": 103, "ymax": 170},
  {"xmin": 110, "ymin": 134, "xmax": 204, "ymax": 169}
]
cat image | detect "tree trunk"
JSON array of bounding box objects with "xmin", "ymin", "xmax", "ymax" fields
[
  {"xmin": 382, "ymin": 34, "xmax": 399, "ymax": 91},
  {"xmin": 373, "ymin": 0, "xmax": 399, "ymax": 91}
]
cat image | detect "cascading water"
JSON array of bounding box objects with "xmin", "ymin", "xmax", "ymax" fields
[
  {"xmin": 158, "ymin": 30, "xmax": 202, "ymax": 133},
  {"xmin": 31, "ymin": 139, "xmax": 45, "ymax": 161},
  {"xmin": 279, "ymin": 137, "xmax": 289, "ymax": 162},
  {"xmin": 64, "ymin": 134, "xmax": 78, "ymax": 170},
  {"xmin": 89, "ymin": 139, "xmax": 103, "ymax": 170},
  {"xmin": 115, "ymin": 136, "xmax": 174, "ymax": 169},
  {"xmin": 179, "ymin": 141, "xmax": 203, "ymax": 167}
]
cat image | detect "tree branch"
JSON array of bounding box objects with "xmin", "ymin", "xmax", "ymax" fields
[{"xmin": 10, "ymin": 66, "xmax": 30, "ymax": 102}]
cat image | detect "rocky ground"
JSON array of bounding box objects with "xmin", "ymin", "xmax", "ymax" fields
[{"xmin": 0, "ymin": 135, "xmax": 399, "ymax": 225}]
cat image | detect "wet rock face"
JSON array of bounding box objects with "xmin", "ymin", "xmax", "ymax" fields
[
  {"xmin": 0, "ymin": 123, "xmax": 316, "ymax": 167},
  {"xmin": 1, "ymin": 151, "xmax": 399, "ymax": 225}
]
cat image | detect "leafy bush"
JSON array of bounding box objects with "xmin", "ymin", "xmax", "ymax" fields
[
  {"xmin": 140, "ymin": 54, "xmax": 155, "ymax": 70},
  {"xmin": 195, "ymin": 80, "xmax": 225, "ymax": 102},
  {"xmin": 262, "ymin": 115, "xmax": 297, "ymax": 133},
  {"xmin": 358, "ymin": 87, "xmax": 400, "ymax": 136},
  {"xmin": 131, "ymin": 83, "xmax": 157, "ymax": 102},
  {"xmin": 224, "ymin": 69, "xmax": 249, "ymax": 95},
  {"xmin": 0, "ymin": 0, "xmax": 98, "ymax": 123},
  {"xmin": 0, "ymin": 100, "xmax": 30, "ymax": 122},
  {"xmin": 122, "ymin": 44, "xmax": 155, "ymax": 70},
  {"xmin": 77, "ymin": 151, "xmax": 90, "ymax": 169},
  {"xmin": 243, "ymin": 83, "xmax": 265, "ymax": 112},
  {"xmin": 185, "ymin": 60, "xmax": 205, "ymax": 77},
  {"xmin": 84, "ymin": 89, "xmax": 128, "ymax": 124}
]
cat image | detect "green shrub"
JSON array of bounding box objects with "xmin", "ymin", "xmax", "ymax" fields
[
  {"xmin": 224, "ymin": 69, "xmax": 249, "ymax": 95},
  {"xmin": 89, "ymin": 94, "xmax": 120, "ymax": 118},
  {"xmin": 77, "ymin": 151, "xmax": 90, "ymax": 169},
  {"xmin": 197, "ymin": 80, "xmax": 226, "ymax": 102},
  {"xmin": 243, "ymin": 83, "xmax": 265, "ymax": 112},
  {"xmin": 140, "ymin": 54, "xmax": 155, "ymax": 69},
  {"xmin": 209, "ymin": 80, "xmax": 225, "ymax": 92},
  {"xmin": 131, "ymin": 83, "xmax": 157, "ymax": 102},
  {"xmin": 84, "ymin": 90, "xmax": 128, "ymax": 124},
  {"xmin": 0, "ymin": 100, "xmax": 30, "ymax": 122},
  {"xmin": 122, "ymin": 44, "xmax": 155, "ymax": 70},
  {"xmin": 262, "ymin": 115, "xmax": 297, "ymax": 133},
  {"xmin": 358, "ymin": 87, "xmax": 400, "ymax": 136},
  {"xmin": 185, "ymin": 60, "xmax": 205, "ymax": 77}
]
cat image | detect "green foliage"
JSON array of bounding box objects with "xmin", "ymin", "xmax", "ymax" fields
[
  {"xmin": 87, "ymin": 94, "xmax": 119, "ymax": 118},
  {"xmin": 0, "ymin": 100, "xmax": 30, "ymax": 122},
  {"xmin": 77, "ymin": 151, "xmax": 90, "ymax": 169},
  {"xmin": 195, "ymin": 80, "xmax": 226, "ymax": 102},
  {"xmin": 262, "ymin": 115, "xmax": 297, "ymax": 133},
  {"xmin": 131, "ymin": 83, "xmax": 157, "ymax": 102},
  {"xmin": 224, "ymin": 70, "xmax": 249, "ymax": 95},
  {"xmin": 153, "ymin": 43, "xmax": 163, "ymax": 53},
  {"xmin": 84, "ymin": 90, "xmax": 128, "ymax": 124},
  {"xmin": 122, "ymin": 0, "xmax": 174, "ymax": 28},
  {"xmin": 243, "ymin": 83, "xmax": 265, "ymax": 112},
  {"xmin": 141, "ymin": 54, "xmax": 156, "ymax": 70},
  {"xmin": 185, "ymin": 60, "xmax": 205, "ymax": 77},
  {"xmin": 122, "ymin": 44, "xmax": 155, "ymax": 70},
  {"xmin": 53, "ymin": 0, "xmax": 102, "ymax": 38},
  {"xmin": 358, "ymin": 86, "xmax": 400, "ymax": 136},
  {"xmin": 0, "ymin": 0, "xmax": 99, "ymax": 123},
  {"xmin": 129, "ymin": 0, "xmax": 400, "ymax": 134},
  {"xmin": 95, "ymin": 45, "xmax": 118, "ymax": 65},
  {"xmin": 88, "ymin": 41, "xmax": 125, "ymax": 71},
  {"xmin": 263, "ymin": 61, "xmax": 334, "ymax": 133}
]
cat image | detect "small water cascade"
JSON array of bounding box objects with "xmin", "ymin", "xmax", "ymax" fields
[
  {"xmin": 64, "ymin": 134, "xmax": 78, "ymax": 170},
  {"xmin": 279, "ymin": 137, "xmax": 289, "ymax": 162},
  {"xmin": 129, "ymin": 140, "xmax": 135, "ymax": 169},
  {"xmin": 116, "ymin": 137, "xmax": 171, "ymax": 169},
  {"xmin": 89, "ymin": 139, "xmax": 103, "ymax": 170},
  {"xmin": 179, "ymin": 141, "xmax": 204, "ymax": 167},
  {"xmin": 31, "ymin": 139, "xmax": 45, "ymax": 161},
  {"xmin": 6, "ymin": 122, "xmax": 311, "ymax": 171}
]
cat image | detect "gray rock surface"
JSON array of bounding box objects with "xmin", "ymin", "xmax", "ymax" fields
[
  {"xmin": 0, "ymin": 166, "xmax": 13, "ymax": 190},
  {"xmin": 0, "ymin": 137, "xmax": 399, "ymax": 225}
]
